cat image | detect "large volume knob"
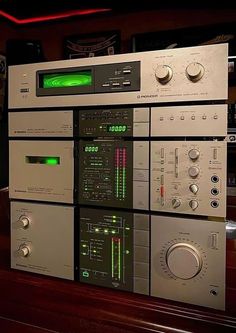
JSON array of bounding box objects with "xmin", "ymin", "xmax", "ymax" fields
[
  {"xmin": 172, "ymin": 198, "xmax": 181, "ymax": 208},
  {"xmin": 189, "ymin": 199, "xmax": 199, "ymax": 210},
  {"xmin": 189, "ymin": 184, "xmax": 199, "ymax": 194},
  {"xmin": 17, "ymin": 216, "xmax": 30, "ymax": 229},
  {"xmin": 188, "ymin": 149, "xmax": 200, "ymax": 161},
  {"xmin": 155, "ymin": 65, "xmax": 173, "ymax": 84},
  {"xmin": 17, "ymin": 246, "xmax": 30, "ymax": 257},
  {"xmin": 188, "ymin": 166, "xmax": 200, "ymax": 178},
  {"xmin": 166, "ymin": 243, "xmax": 202, "ymax": 279},
  {"xmin": 186, "ymin": 62, "xmax": 205, "ymax": 82}
]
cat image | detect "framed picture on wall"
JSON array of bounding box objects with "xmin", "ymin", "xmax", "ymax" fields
[
  {"xmin": 132, "ymin": 21, "xmax": 236, "ymax": 84},
  {"xmin": 63, "ymin": 30, "xmax": 121, "ymax": 59}
]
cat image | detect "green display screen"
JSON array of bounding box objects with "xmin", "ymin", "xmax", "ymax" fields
[
  {"xmin": 42, "ymin": 71, "xmax": 92, "ymax": 88},
  {"xmin": 26, "ymin": 156, "xmax": 60, "ymax": 165},
  {"xmin": 84, "ymin": 146, "xmax": 99, "ymax": 153},
  {"xmin": 107, "ymin": 125, "xmax": 127, "ymax": 133}
]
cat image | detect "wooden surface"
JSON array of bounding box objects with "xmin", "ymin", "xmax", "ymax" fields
[{"xmin": 0, "ymin": 189, "xmax": 236, "ymax": 332}]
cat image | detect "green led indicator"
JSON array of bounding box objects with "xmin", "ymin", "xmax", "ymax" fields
[
  {"xmin": 82, "ymin": 271, "xmax": 89, "ymax": 278},
  {"xmin": 111, "ymin": 239, "xmax": 114, "ymax": 278},
  {"xmin": 82, "ymin": 244, "xmax": 86, "ymax": 248},
  {"xmin": 112, "ymin": 216, "xmax": 116, "ymax": 219},
  {"xmin": 104, "ymin": 229, "xmax": 109, "ymax": 233},
  {"xmin": 95, "ymin": 228, "xmax": 99, "ymax": 232},
  {"xmin": 107, "ymin": 125, "xmax": 127, "ymax": 133},
  {"xmin": 126, "ymin": 250, "xmax": 130, "ymax": 254},
  {"xmin": 46, "ymin": 158, "xmax": 59, "ymax": 165},
  {"xmin": 112, "ymin": 230, "xmax": 116, "ymax": 234}
]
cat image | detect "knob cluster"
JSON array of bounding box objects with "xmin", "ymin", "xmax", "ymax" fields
[{"xmin": 155, "ymin": 62, "xmax": 205, "ymax": 84}]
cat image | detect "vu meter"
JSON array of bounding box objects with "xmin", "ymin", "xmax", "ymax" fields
[{"xmin": 79, "ymin": 208, "xmax": 150, "ymax": 295}]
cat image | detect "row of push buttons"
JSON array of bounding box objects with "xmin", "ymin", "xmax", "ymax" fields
[
  {"xmin": 102, "ymin": 81, "xmax": 131, "ymax": 88},
  {"xmin": 159, "ymin": 115, "xmax": 218, "ymax": 121}
]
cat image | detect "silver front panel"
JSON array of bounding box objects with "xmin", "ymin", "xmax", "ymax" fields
[
  {"xmin": 9, "ymin": 44, "xmax": 228, "ymax": 109},
  {"xmin": 151, "ymin": 105, "xmax": 227, "ymax": 137},
  {"xmin": 9, "ymin": 140, "xmax": 74, "ymax": 203},
  {"xmin": 151, "ymin": 215, "xmax": 226, "ymax": 310},
  {"xmin": 11, "ymin": 201, "xmax": 74, "ymax": 280},
  {"xmin": 151, "ymin": 140, "xmax": 226, "ymax": 218},
  {"xmin": 9, "ymin": 110, "xmax": 73, "ymax": 137}
]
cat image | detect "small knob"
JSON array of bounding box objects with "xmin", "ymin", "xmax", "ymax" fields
[
  {"xmin": 188, "ymin": 149, "xmax": 200, "ymax": 161},
  {"xmin": 17, "ymin": 246, "xmax": 30, "ymax": 257},
  {"xmin": 166, "ymin": 243, "xmax": 202, "ymax": 279},
  {"xmin": 188, "ymin": 166, "xmax": 200, "ymax": 178},
  {"xmin": 189, "ymin": 184, "xmax": 199, "ymax": 194},
  {"xmin": 172, "ymin": 198, "xmax": 181, "ymax": 208},
  {"xmin": 17, "ymin": 216, "xmax": 30, "ymax": 229},
  {"xmin": 186, "ymin": 62, "xmax": 204, "ymax": 82},
  {"xmin": 155, "ymin": 65, "xmax": 173, "ymax": 84},
  {"xmin": 189, "ymin": 199, "xmax": 199, "ymax": 210}
]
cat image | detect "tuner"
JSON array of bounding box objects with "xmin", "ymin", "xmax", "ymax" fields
[{"xmin": 155, "ymin": 65, "xmax": 173, "ymax": 84}]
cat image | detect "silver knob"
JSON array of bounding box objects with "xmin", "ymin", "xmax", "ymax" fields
[
  {"xmin": 189, "ymin": 184, "xmax": 199, "ymax": 194},
  {"xmin": 17, "ymin": 246, "xmax": 30, "ymax": 257},
  {"xmin": 166, "ymin": 243, "xmax": 202, "ymax": 279},
  {"xmin": 172, "ymin": 198, "xmax": 181, "ymax": 208},
  {"xmin": 155, "ymin": 65, "xmax": 173, "ymax": 84},
  {"xmin": 188, "ymin": 149, "xmax": 200, "ymax": 161},
  {"xmin": 189, "ymin": 200, "xmax": 199, "ymax": 210},
  {"xmin": 186, "ymin": 62, "xmax": 205, "ymax": 82},
  {"xmin": 17, "ymin": 216, "xmax": 30, "ymax": 229},
  {"xmin": 188, "ymin": 166, "xmax": 200, "ymax": 178}
]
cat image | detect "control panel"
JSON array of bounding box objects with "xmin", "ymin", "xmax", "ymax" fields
[
  {"xmin": 11, "ymin": 201, "xmax": 74, "ymax": 280},
  {"xmin": 151, "ymin": 105, "xmax": 227, "ymax": 137},
  {"xmin": 79, "ymin": 208, "xmax": 149, "ymax": 295},
  {"xmin": 9, "ymin": 110, "xmax": 74, "ymax": 137},
  {"xmin": 8, "ymin": 44, "xmax": 228, "ymax": 109},
  {"xmin": 79, "ymin": 140, "xmax": 149, "ymax": 210},
  {"xmin": 151, "ymin": 140, "xmax": 226, "ymax": 218},
  {"xmin": 79, "ymin": 107, "xmax": 149, "ymax": 137},
  {"xmin": 9, "ymin": 140, "xmax": 75, "ymax": 203},
  {"xmin": 151, "ymin": 215, "xmax": 226, "ymax": 310}
]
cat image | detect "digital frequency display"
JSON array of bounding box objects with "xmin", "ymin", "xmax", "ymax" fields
[
  {"xmin": 26, "ymin": 156, "xmax": 60, "ymax": 165},
  {"xmin": 107, "ymin": 125, "xmax": 127, "ymax": 133},
  {"xmin": 41, "ymin": 71, "xmax": 92, "ymax": 88}
]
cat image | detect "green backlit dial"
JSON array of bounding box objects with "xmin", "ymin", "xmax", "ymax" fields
[{"xmin": 43, "ymin": 71, "xmax": 92, "ymax": 88}]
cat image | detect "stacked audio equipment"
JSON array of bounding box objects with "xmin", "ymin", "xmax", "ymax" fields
[{"xmin": 8, "ymin": 44, "xmax": 228, "ymax": 310}]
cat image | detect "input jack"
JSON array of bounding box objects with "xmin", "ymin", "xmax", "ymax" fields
[
  {"xmin": 211, "ymin": 175, "xmax": 219, "ymax": 183},
  {"xmin": 211, "ymin": 200, "xmax": 219, "ymax": 208},
  {"xmin": 211, "ymin": 188, "xmax": 219, "ymax": 196}
]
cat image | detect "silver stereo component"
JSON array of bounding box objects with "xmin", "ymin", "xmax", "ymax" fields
[
  {"xmin": 11, "ymin": 201, "xmax": 74, "ymax": 280},
  {"xmin": 151, "ymin": 215, "xmax": 226, "ymax": 310},
  {"xmin": 151, "ymin": 140, "xmax": 227, "ymax": 218},
  {"xmin": 151, "ymin": 105, "xmax": 227, "ymax": 137},
  {"xmin": 9, "ymin": 140, "xmax": 75, "ymax": 203},
  {"xmin": 9, "ymin": 110, "xmax": 74, "ymax": 137},
  {"xmin": 8, "ymin": 44, "xmax": 228, "ymax": 109}
]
